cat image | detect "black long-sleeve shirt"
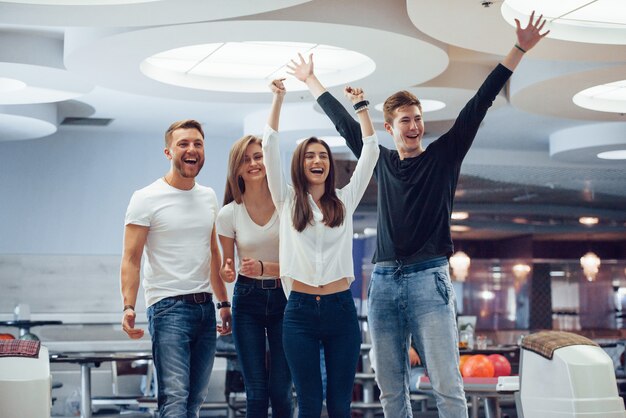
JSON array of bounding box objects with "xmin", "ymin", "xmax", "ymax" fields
[{"xmin": 317, "ymin": 64, "xmax": 512, "ymax": 263}]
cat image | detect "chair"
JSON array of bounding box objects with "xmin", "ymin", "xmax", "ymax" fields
[
  {"xmin": 0, "ymin": 344, "xmax": 51, "ymax": 418},
  {"xmin": 91, "ymin": 357, "xmax": 154, "ymax": 414}
]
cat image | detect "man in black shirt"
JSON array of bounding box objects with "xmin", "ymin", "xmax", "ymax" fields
[{"xmin": 289, "ymin": 12, "xmax": 548, "ymax": 417}]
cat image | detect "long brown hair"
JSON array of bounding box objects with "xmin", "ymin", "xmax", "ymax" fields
[
  {"xmin": 223, "ymin": 135, "xmax": 264, "ymax": 206},
  {"xmin": 290, "ymin": 137, "xmax": 345, "ymax": 232}
]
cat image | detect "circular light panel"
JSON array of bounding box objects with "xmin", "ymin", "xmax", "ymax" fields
[
  {"xmin": 502, "ymin": 0, "xmax": 626, "ymax": 45},
  {"xmin": 141, "ymin": 42, "xmax": 376, "ymax": 93},
  {"xmin": 0, "ymin": 78, "xmax": 27, "ymax": 92},
  {"xmin": 597, "ymin": 150, "xmax": 626, "ymax": 159},
  {"xmin": 374, "ymin": 99, "xmax": 446, "ymax": 114},
  {"xmin": 573, "ymin": 80, "xmax": 626, "ymax": 113}
]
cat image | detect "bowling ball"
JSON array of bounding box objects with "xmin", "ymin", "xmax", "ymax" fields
[
  {"xmin": 487, "ymin": 354, "xmax": 511, "ymax": 377},
  {"xmin": 0, "ymin": 333, "xmax": 15, "ymax": 340},
  {"xmin": 461, "ymin": 354, "xmax": 495, "ymax": 378},
  {"xmin": 459, "ymin": 354, "xmax": 472, "ymax": 376}
]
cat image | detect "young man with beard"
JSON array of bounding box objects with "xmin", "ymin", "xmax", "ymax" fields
[
  {"xmin": 290, "ymin": 13, "xmax": 548, "ymax": 417},
  {"xmin": 120, "ymin": 119, "xmax": 232, "ymax": 417}
]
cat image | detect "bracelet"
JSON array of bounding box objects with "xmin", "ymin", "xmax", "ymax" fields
[
  {"xmin": 216, "ymin": 301, "xmax": 231, "ymax": 309},
  {"xmin": 355, "ymin": 105, "xmax": 369, "ymax": 114},
  {"xmin": 514, "ymin": 44, "xmax": 526, "ymax": 53},
  {"xmin": 353, "ymin": 100, "xmax": 369, "ymax": 111},
  {"xmin": 258, "ymin": 259, "xmax": 264, "ymax": 276},
  {"xmin": 123, "ymin": 304, "xmax": 135, "ymax": 312}
]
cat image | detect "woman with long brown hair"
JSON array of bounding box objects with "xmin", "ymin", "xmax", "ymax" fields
[
  {"xmin": 262, "ymin": 77, "xmax": 379, "ymax": 418},
  {"xmin": 216, "ymin": 134, "xmax": 292, "ymax": 418}
]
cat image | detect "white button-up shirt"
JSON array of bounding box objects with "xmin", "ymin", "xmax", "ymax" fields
[{"xmin": 262, "ymin": 125, "xmax": 379, "ymax": 295}]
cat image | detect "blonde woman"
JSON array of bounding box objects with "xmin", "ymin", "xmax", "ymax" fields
[{"xmin": 216, "ymin": 135, "xmax": 292, "ymax": 418}]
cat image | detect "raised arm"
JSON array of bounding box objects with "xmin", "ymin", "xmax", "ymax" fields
[
  {"xmin": 340, "ymin": 86, "xmax": 379, "ymax": 210},
  {"xmin": 502, "ymin": 11, "xmax": 549, "ymax": 71},
  {"xmin": 120, "ymin": 224, "xmax": 148, "ymax": 339},
  {"xmin": 289, "ymin": 53, "xmax": 364, "ymax": 157},
  {"xmin": 262, "ymin": 79, "xmax": 290, "ymax": 208}
]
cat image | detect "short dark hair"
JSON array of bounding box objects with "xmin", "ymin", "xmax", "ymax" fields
[
  {"xmin": 383, "ymin": 91, "xmax": 422, "ymax": 124},
  {"xmin": 164, "ymin": 119, "xmax": 204, "ymax": 147}
]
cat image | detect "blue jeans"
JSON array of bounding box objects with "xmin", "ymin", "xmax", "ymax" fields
[
  {"xmin": 231, "ymin": 278, "xmax": 293, "ymax": 418},
  {"xmin": 283, "ymin": 290, "xmax": 361, "ymax": 418},
  {"xmin": 147, "ymin": 297, "xmax": 217, "ymax": 418},
  {"xmin": 368, "ymin": 260, "xmax": 467, "ymax": 418}
]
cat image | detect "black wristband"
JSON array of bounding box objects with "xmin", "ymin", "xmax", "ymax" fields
[
  {"xmin": 353, "ymin": 100, "xmax": 369, "ymax": 111},
  {"xmin": 216, "ymin": 301, "xmax": 231, "ymax": 309},
  {"xmin": 123, "ymin": 304, "xmax": 135, "ymax": 312},
  {"xmin": 514, "ymin": 43, "xmax": 526, "ymax": 53},
  {"xmin": 259, "ymin": 259, "xmax": 264, "ymax": 276}
]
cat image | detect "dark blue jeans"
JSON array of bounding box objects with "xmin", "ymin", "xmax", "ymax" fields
[
  {"xmin": 283, "ymin": 290, "xmax": 361, "ymax": 418},
  {"xmin": 147, "ymin": 297, "xmax": 216, "ymax": 418},
  {"xmin": 231, "ymin": 277, "xmax": 293, "ymax": 418}
]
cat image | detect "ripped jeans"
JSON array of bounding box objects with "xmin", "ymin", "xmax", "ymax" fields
[{"xmin": 368, "ymin": 258, "xmax": 468, "ymax": 418}]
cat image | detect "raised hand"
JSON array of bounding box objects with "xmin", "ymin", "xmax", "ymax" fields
[
  {"xmin": 515, "ymin": 11, "xmax": 550, "ymax": 52},
  {"xmin": 220, "ymin": 258, "xmax": 236, "ymax": 282},
  {"xmin": 240, "ymin": 257, "xmax": 262, "ymax": 277},
  {"xmin": 287, "ymin": 53, "xmax": 314, "ymax": 83},
  {"xmin": 269, "ymin": 78, "xmax": 286, "ymax": 97},
  {"xmin": 344, "ymin": 86, "xmax": 365, "ymax": 105}
]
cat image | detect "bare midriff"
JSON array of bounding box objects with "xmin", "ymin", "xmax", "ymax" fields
[{"xmin": 291, "ymin": 277, "xmax": 350, "ymax": 295}]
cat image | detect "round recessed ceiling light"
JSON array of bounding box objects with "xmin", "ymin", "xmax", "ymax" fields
[
  {"xmin": 502, "ymin": 0, "xmax": 626, "ymax": 45},
  {"xmin": 597, "ymin": 150, "xmax": 626, "ymax": 159},
  {"xmin": 374, "ymin": 99, "xmax": 446, "ymax": 114},
  {"xmin": 451, "ymin": 211, "xmax": 469, "ymax": 220},
  {"xmin": 579, "ymin": 216, "xmax": 599, "ymax": 225},
  {"xmin": 0, "ymin": 78, "xmax": 27, "ymax": 92},
  {"xmin": 141, "ymin": 42, "xmax": 376, "ymax": 93},
  {"xmin": 451, "ymin": 225, "xmax": 471, "ymax": 232},
  {"xmin": 573, "ymin": 80, "xmax": 626, "ymax": 113}
]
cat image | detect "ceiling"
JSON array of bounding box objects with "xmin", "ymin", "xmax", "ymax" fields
[{"xmin": 0, "ymin": 0, "xmax": 625, "ymax": 242}]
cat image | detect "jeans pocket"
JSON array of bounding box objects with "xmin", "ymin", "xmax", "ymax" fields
[
  {"xmin": 434, "ymin": 271, "xmax": 450, "ymax": 305},
  {"xmin": 151, "ymin": 297, "xmax": 181, "ymax": 319},
  {"xmin": 233, "ymin": 283, "xmax": 253, "ymax": 297}
]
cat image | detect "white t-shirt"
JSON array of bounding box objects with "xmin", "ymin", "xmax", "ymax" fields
[
  {"xmin": 262, "ymin": 125, "xmax": 379, "ymax": 295},
  {"xmin": 216, "ymin": 201, "xmax": 280, "ymax": 279},
  {"xmin": 125, "ymin": 178, "xmax": 219, "ymax": 307}
]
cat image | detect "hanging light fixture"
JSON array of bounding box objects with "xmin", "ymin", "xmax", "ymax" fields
[
  {"xmin": 580, "ymin": 252, "xmax": 601, "ymax": 282},
  {"xmin": 450, "ymin": 251, "xmax": 470, "ymax": 282},
  {"xmin": 512, "ymin": 263, "xmax": 531, "ymax": 280}
]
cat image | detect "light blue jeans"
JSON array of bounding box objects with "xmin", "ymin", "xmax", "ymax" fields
[
  {"xmin": 148, "ymin": 297, "xmax": 217, "ymax": 418},
  {"xmin": 368, "ymin": 259, "xmax": 467, "ymax": 418}
]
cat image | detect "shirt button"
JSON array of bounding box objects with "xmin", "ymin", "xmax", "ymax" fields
[{"xmin": 315, "ymin": 296, "xmax": 321, "ymax": 301}]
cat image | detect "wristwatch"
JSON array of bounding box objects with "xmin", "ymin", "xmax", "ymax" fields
[{"xmin": 216, "ymin": 301, "xmax": 231, "ymax": 309}]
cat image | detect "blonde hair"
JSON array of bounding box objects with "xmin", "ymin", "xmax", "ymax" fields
[{"xmin": 223, "ymin": 135, "xmax": 264, "ymax": 205}]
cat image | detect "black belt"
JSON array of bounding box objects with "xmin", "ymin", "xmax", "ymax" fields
[
  {"xmin": 237, "ymin": 275, "xmax": 281, "ymax": 290},
  {"xmin": 170, "ymin": 292, "xmax": 212, "ymax": 304}
]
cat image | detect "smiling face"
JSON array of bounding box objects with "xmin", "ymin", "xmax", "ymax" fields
[
  {"xmin": 237, "ymin": 142, "xmax": 265, "ymax": 185},
  {"xmin": 303, "ymin": 141, "xmax": 330, "ymax": 187},
  {"xmin": 165, "ymin": 127, "xmax": 205, "ymax": 178},
  {"xmin": 385, "ymin": 104, "xmax": 425, "ymax": 158}
]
